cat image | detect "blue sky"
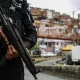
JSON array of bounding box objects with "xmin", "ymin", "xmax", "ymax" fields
[{"xmin": 27, "ymin": 0, "xmax": 80, "ymax": 18}]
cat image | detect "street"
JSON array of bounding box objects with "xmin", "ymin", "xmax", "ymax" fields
[
  {"xmin": 35, "ymin": 57, "xmax": 61, "ymax": 66},
  {"xmin": 24, "ymin": 67, "xmax": 70, "ymax": 80},
  {"xmin": 24, "ymin": 58, "xmax": 72, "ymax": 80}
]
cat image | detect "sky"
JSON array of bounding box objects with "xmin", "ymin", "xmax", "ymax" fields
[{"xmin": 27, "ymin": 0, "xmax": 80, "ymax": 18}]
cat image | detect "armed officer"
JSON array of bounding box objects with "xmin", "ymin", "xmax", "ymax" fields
[{"xmin": 0, "ymin": 0, "xmax": 37, "ymax": 80}]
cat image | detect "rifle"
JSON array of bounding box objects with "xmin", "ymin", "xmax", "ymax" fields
[{"xmin": 0, "ymin": 6, "xmax": 39, "ymax": 80}]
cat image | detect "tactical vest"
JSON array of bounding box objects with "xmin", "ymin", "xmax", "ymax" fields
[
  {"xmin": 0, "ymin": 0, "xmax": 25, "ymax": 56},
  {"xmin": 0, "ymin": 0, "xmax": 12, "ymax": 8},
  {"xmin": 0, "ymin": 0, "xmax": 26, "ymax": 36}
]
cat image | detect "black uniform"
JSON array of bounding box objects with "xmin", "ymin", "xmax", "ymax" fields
[{"xmin": 0, "ymin": 0, "xmax": 37, "ymax": 80}]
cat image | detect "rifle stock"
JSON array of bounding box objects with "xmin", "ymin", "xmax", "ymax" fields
[{"xmin": 0, "ymin": 6, "xmax": 39, "ymax": 80}]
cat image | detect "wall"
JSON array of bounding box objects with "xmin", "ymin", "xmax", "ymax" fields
[{"xmin": 36, "ymin": 65, "xmax": 80, "ymax": 80}]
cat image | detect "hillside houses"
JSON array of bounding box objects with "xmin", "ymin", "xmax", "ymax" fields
[
  {"xmin": 30, "ymin": 7, "xmax": 80, "ymax": 44},
  {"xmin": 30, "ymin": 7, "xmax": 80, "ymax": 52},
  {"xmin": 30, "ymin": 7, "xmax": 72, "ymax": 26}
]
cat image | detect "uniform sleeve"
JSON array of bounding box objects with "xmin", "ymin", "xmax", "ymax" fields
[{"xmin": 21, "ymin": 5, "xmax": 37, "ymax": 49}]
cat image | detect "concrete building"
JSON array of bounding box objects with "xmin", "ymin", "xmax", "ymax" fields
[
  {"xmin": 38, "ymin": 25, "xmax": 68, "ymax": 38},
  {"xmin": 38, "ymin": 38, "xmax": 72, "ymax": 53},
  {"xmin": 53, "ymin": 12, "xmax": 60, "ymax": 17},
  {"xmin": 41, "ymin": 9, "xmax": 55, "ymax": 19},
  {"xmin": 30, "ymin": 7, "xmax": 42, "ymax": 19}
]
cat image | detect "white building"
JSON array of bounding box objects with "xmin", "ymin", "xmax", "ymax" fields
[
  {"xmin": 42, "ymin": 9, "xmax": 55, "ymax": 19},
  {"xmin": 38, "ymin": 38, "xmax": 73, "ymax": 53}
]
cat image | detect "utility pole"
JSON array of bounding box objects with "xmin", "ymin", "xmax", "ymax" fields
[
  {"xmin": 72, "ymin": 8, "xmax": 80, "ymax": 45},
  {"xmin": 78, "ymin": 14, "xmax": 80, "ymax": 44},
  {"xmin": 73, "ymin": 11, "xmax": 74, "ymax": 19},
  {"xmin": 72, "ymin": 11, "xmax": 76, "ymax": 45}
]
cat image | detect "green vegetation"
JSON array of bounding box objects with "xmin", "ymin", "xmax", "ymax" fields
[
  {"xmin": 29, "ymin": 42, "xmax": 40, "ymax": 54},
  {"xmin": 30, "ymin": 42, "xmax": 39, "ymax": 50}
]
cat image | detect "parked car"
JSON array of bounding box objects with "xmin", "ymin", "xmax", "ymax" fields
[
  {"xmin": 41, "ymin": 50, "xmax": 47, "ymax": 57},
  {"xmin": 41, "ymin": 53, "xmax": 47, "ymax": 57},
  {"xmin": 47, "ymin": 52, "xmax": 56, "ymax": 57},
  {"xmin": 41, "ymin": 51, "xmax": 56, "ymax": 57},
  {"xmin": 31, "ymin": 49, "xmax": 41, "ymax": 55}
]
